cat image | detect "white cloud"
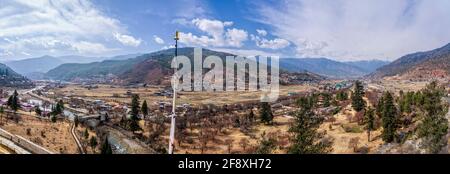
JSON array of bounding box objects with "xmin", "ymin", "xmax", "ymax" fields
[
  {"xmin": 161, "ymin": 45, "xmax": 175, "ymax": 50},
  {"xmin": 257, "ymin": 0, "xmax": 450, "ymax": 60},
  {"xmin": 179, "ymin": 18, "xmax": 248, "ymax": 48},
  {"xmin": 71, "ymin": 41, "xmax": 112, "ymax": 54},
  {"xmin": 0, "ymin": 0, "xmax": 142, "ymax": 59},
  {"xmin": 256, "ymin": 29, "xmax": 267, "ymax": 36},
  {"xmin": 153, "ymin": 35, "xmax": 165, "ymax": 45},
  {"xmin": 114, "ymin": 32, "xmax": 142, "ymax": 47},
  {"xmin": 225, "ymin": 28, "xmax": 248, "ymax": 47},
  {"xmin": 251, "ymin": 34, "xmax": 290, "ymax": 50},
  {"xmin": 215, "ymin": 48, "xmax": 281, "ymax": 57}
]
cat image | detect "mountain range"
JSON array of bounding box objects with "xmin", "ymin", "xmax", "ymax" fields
[
  {"xmin": 46, "ymin": 48, "xmax": 327, "ymax": 85},
  {"xmin": 280, "ymin": 58, "xmax": 389, "ymax": 78},
  {"xmin": 370, "ymin": 43, "xmax": 450, "ymax": 79},
  {"xmin": 4, "ymin": 54, "xmax": 142, "ymax": 79}
]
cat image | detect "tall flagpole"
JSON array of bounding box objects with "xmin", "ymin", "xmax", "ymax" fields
[{"xmin": 168, "ymin": 31, "xmax": 179, "ymax": 154}]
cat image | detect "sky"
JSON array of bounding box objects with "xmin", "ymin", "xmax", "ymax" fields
[{"xmin": 1, "ymin": 0, "xmax": 450, "ymax": 61}]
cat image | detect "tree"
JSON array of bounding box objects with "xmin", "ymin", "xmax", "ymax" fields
[
  {"xmin": 128, "ymin": 94, "xmax": 142, "ymax": 132},
  {"xmin": 248, "ymin": 110, "xmax": 255, "ymax": 124},
  {"xmin": 90, "ymin": 136, "xmax": 98, "ymax": 153},
  {"xmin": 381, "ymin": 92, "xmax": 397, "ymax": 143},
  {"xmin": 417, "ymin": 81, "xmax": 448, "ymax": 153},
  {"xmin": 8, "ymin": 90, "xmax": 20, "ymax": 113},
  {"xmin": 34, "ymin": 106, "xmax": 42, "ymax": 116},
  {"xmin": 101, "ymin": 137, "xmax": 113, "ymax": 154},
  {"xmin": 322, "ymin": 93, "xmax": 331, "ymax": 107},
  {"xmin": 336, "ymin": 91, "xmax": 348, "ymax": 101},
  {"xmin": 225, "ymin": 139, "xmax": 234, "ymax": 154},
  {"xmin": 259, "ymin": 102, "xmax": 273, "ymax": 125},
  {"xmin": 141, "ymin": 100, "xmax": 149, "ymax": 118},
  {"xmin": 364, "ymin": 107, "xmax": 375, "ymax": 142},
  {"xmin": 351, "ymin": 81, "xmax": 366, "ymax": 112},
  {"xmin": 54, "ymin": 100, "xmax": 64, "ymax": 115},
  {"xmin": 74, "ymin": 115, "xmax": 79, "ymax": 128},
  {"xmin": 255, "ymin": 132, "xmax": 277, "ymax": 154},
  {"xmin": 239, "ymin": 138, "xmax": 250, "ymax": 152},
  {"xmin": 376, "ymin": 95, "xmax": 384, "ymax": 118},
  {"xmin": 0, "ymin": 106, "xmax": 4, "ymax": 124},
  {"xmin": 84, "ymin": 128, "xmax": 89, "ymax": 139},
  {"xmin": 289, "ymin": 96, "xmax": 332, "ymax": 154}
]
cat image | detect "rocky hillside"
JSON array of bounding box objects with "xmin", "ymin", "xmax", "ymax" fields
[{"xmin": 369, "ymin": 43, "xmax": 450, "ymax": 79}]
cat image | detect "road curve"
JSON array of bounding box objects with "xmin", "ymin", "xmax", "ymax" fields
[{"xmin": 71, "ymin": 124, "xmax": 85, "ymax": 154}]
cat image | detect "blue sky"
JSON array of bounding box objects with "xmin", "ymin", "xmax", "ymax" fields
[{"xmin": 1, "ymin": 0, "xmax": 450, "ymax": 61}]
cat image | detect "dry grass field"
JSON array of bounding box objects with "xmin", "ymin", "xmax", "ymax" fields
[
  {"xmin": 50, "ymin": 84, "xmax": 316, "ymax": 106},
  {"xmin": 0, "ymin": 112, "xmax": 78, "ymax": 154}
]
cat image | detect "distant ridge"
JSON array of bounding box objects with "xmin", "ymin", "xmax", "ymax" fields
[
  {"xmin": 0, "ymin": 63, "xmax": 33, "ymax": 87},
  {"xmin": 46, "ymin": 48, "xmax": 325, "ymax": 85},
  {"xmin": 279, "ymin": 58, "xmax": 388, "ymax": 78},
  {"xmin": 369, "ymin": 43, "xmax": 450, "ymax": 79}
]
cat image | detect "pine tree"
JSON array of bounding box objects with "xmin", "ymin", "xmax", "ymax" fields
[
  {"xmin": 0, "ymin": 106, "xmax": 4, "ymax": 124},
  {"xmin": 54, "ymin": 100, "xmax": 64, "ymax": 115},
  {"xmin": 289, "ymin": 96, "xmax": 332, "ymax": 154},
  {"xmin": 417, "ymin": 81, "xmax": 448, "ymax": 153},
  {"xmin": 351, "ymin": 81, "xmax": 366, "ymax": 112},
  {"xmin": 128, "ymin": 94, "xmax": 142, "ymax": 132},
  {"xmin": 101, "ymin": 137, "xmax": 113, "ymax": 154},
  {"xmin": 141, "ymin": 100, "xmax": 149, "ymax": 118},
  {"xmin": 90, "ymin": 136, "xmax": 98, "ymax": 153},
  {"xmin": 8, "ymin": 90, "xmax": 20, "ymax": 112},
  {"xmin": 248, "ymin": 110, "xmax": 255, "ymax": 123},
  {"xmin": 259, "ymin": 102, "xmax": 273, "ymax": 125},
  {"xmin": 35, "ymin": 106, "xmax": 42, "ymax": 116},
  {"xmin": 381, "ymin": 92, "xmax": 397, "ymax": 143},
  {"xmin": 364, "ymin": 107, "xmax": 375, "ymax": 142},
  {"xmin": 84, "ymin": 128, "xmax": 89, "ymax": 139},
  {"xmin": 322, "ymin": 93, "xmax": 331, "ymax": 107},
  {"xmin": 376, "ymin": 95, "xmax": 384, "ymax": 118}
]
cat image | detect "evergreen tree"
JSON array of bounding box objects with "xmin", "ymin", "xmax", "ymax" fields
[
  {"xmin": 8, "ymin": 90, "xmax": 20, "ymax": 112},
  {"xmin": 248, "ymin": 110, "xmax": 255, "ymax": 123},
  {"xmin": 289, "ymin": 96, "xmax": 332, "ymax": 154},
  {"xmin": 364, "ymin": 107, "xmax": 375, "ymax": 142},
  {"xmin": 55, "ymin": 100, "xmax": 64, "ymax": 115},
  {"xmin": 336, "ymin": 91, "xmax": 348, "ymax": 101},
  {"xmin": 128, "ymin": 94, "xmax": 142, "ymax": 132},
  {"xmin": 322, "ymin": 93, "xmax": 331, "ymax": 107},
  {"xmin": 84, "ymin": 128, "xmax": 89, "ymax": 139},
  {"xmin": 90, "ymin": 136, "xmax": 98, "ymax": 153},
  {"xmin": 417, "ymin": 81, "xmax": 448, "ymax": 153},
  {"xmin": 376, "ymin": 95, "xmax": 384, "ymax": 118},
  {"xmin": 351, "ymin": 81, "xmax": 366, "ymax": 112},
  {"xmin": 74, "ymin": 115, "xmax": 79, "ymax": 128},
  {"xmin": 34, "ymin": 106, "xmax": 42, "ymax": 116},
  {"xmin": 101, "ymin": 137, "xmax": 113, "ymax": 154},
  {"xmin": 0, "ymin": 106, "xmax": 4, "ymax": 124},
  {"xmin": 381, "ymin": 92, "xmax": 397, "ymax": 143},
  {"xmin": 259, "ymin": 102, "xmax": 273, "ymax": 125},
  {"xmin": 141, "ymin": 100, "xmax": 149, "ymax": 118}
]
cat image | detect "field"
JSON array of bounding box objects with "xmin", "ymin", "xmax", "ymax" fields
[
  {"xmin": 0, "ymin": 111, "xmax": 78, "ymax": 154},
  {"xmin": 49, "ymin": 84, "xmax": 316, "ymax": 106}
]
